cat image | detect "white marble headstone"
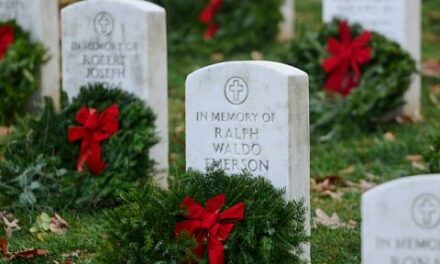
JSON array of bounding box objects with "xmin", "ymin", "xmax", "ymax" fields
[
  {"xmin": 0, "ymin": 0, "xmax": 60, "ymax": 108},
  {"xmin": 323, "ymin": 0, "xmax": 422, "ymax": 120},
  {"xmin": 279, "ymin": 0, "xmax": 295, "ymax": 41},
  {"xmin": 362, "ymin": 175, "xmax": 440, "ymax": 263},
  {"xmin": 62, "ymin": 0, "xmax": 169, "ymax": 185},
  {"xmin": 186, "ymin": 61, "xmax": 310, "ymax": 262}
]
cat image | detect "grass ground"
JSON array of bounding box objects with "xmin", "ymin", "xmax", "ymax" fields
[{"xmin": 2, "ymin": 0, "xmax": 440, "ymax": 263}]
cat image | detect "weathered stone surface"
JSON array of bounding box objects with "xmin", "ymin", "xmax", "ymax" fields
[
  {"xmin": 186, "ymin": 61, "xmax": 310, "ymax": 262},
  {"xmin": 362, "ymin": 175, "xmax": 440, "ymax": 263},
  {"xmin": 62, "ymin": 0, "xmax": 169, "ymax": 185},
  {"xmin": 323, "ymin": 0, "xmax": 422, "ymax": 120}
]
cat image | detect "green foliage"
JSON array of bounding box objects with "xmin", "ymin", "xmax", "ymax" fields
[
  {"xmin": 424, "ymin": 127, "xmax": 440, "ymax": 173},
  {"xmin": 149, "ymin": 0, "xmax": 283, "ymax": 55},
  {"xmin": 426, "ymin": 0, "xmax": 440, "ymax": 35},
  {"xmin": 98, "ymin": 169, "xmax": 307, "ymax": 264},
  {"xmin": 0, "ymin": 84, "xmax": 158, "ymax": 210},
  {"xmin": 284, "ymin": 19, "xmax": 416, "ymax": 137},
  {"xmin": 430, "ymin": 16, "xmax": 440, "ymax": 35},
  {"xmin": 1, "ymin": 1, "xmax": 439, "ymax": 262},
  {"xmin": 0, "ymin": 21, "xmax": 46, "ymax": 125}
]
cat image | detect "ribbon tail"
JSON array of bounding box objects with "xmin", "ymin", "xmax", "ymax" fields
[
  {"xmin": 204, "ymin": 24, "xmax": 219, "ymax": 40},
  {"xmin": 325, "ymin": 67, "xmax": 346, "ymax": 94},
  {"xmin": 351, "ymin": 60, "xmax": 361, "ymax": 79},
  {"xmin": 87, "ymin": 157, "xmax": 106, "ymax": 175},
  {"xmin": 208, "ymin": 236, "xmax": 224, "ymax": 264},
  {"xmin": 200, "ymin": 0, "xmax": 223, "ymax": 23},
  {"xmin": 193, "ymin": 233, "xmax": 206, "ymax": 261},
  {"xmin": 200, "ymin": 8, "xmax": 213, "ymax": 24},
  {"xmin": 341, "ymin": 74, "xmax": 359, "ymax": 97},
  {"xmin": 77, "ymin": 140, "xmax": 90, "ymax": 173},
  {"xmin": 87, "ymin": 141, "xmax": 106, "ymax": 175},
  {"xmin": 0, "ymin": 26, "xmax": 14, "ymax": 60},
  {"xmin": 200, "ymin": 0, "xmax": 222, "ymax": 39}
]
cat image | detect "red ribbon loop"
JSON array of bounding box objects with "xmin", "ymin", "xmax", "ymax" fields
[
  {"xmin": 68, "ymin": 104, "xmax": 119, "ymax": 175},
  {"xmin": 0, "ymin": 25, "xmax": 14, "ymax": 60},
  {"xmin": 175, "ymin": 194, "xmax": 245, "ymax": 264},
  {"xmin": 199, "ymin": 0, "xmax": 223, "ymax": 39},
  {"xmin": 322, "ymin": 21, "xmax": 372, "ymax": 96}
]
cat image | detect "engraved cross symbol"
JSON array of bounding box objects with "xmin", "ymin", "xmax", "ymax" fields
[
  {"xmin": 94, "ymin": 12, "xmax": 114, "ymax": 36},
  {"xmin": 224, "ymin": 77, "xmax": 248, "ymax": 105},
  {"xmin": 229, "ymin": 80, "xmax": 244, "ymax": 102},
  {"xmin": 418, "ymin": 197, "xmax": 437, "ymax": 225},
  {"xmin": 97, "ymin": 15, "xmax": 111, "ymax": 34}
]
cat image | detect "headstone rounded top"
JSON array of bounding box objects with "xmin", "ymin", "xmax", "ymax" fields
[
  {"xmin": 362, "ymin": 174, "xmax": 440, "ymax": 263},
  {"xmin": 187, "ymin": 61, "xmax": 308, "ymax": 81},
  {"xmin": 185, "ymin": 59, "xmax": 310, "ymax": 261},
  {"xmin": 61, "ymin": 0, "xmax": 168, "ymax": 187},
  {"xmin": 62, "ymin": 0, "xmax": 164, "ymax": 14},
  {"xmin": 363, "ymin": 175, "xmax": 440, "ymax": 201}
]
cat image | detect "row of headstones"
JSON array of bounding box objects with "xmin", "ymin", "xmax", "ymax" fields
[
  {"xmin": 4, "ymin": 0, "xmax": 421, "ymax": 121},
  {"xmin": 2, "ymin": 0, "xmax": 293, "ymax": 184},
  {"xmin": 3, "ymin": 0, "xmax": 434, "ymax": 263},
  {"xmin": 259, "ymin": 0, "xmax": 422, "ymax": 119}
]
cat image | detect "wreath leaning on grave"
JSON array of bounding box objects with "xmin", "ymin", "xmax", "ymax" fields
[
  {"xmin": 0, "ymin": 84, "xmax": 158, "ymax": 210},
  {"xmin": 150, "ymin": 0, "xmax": 283, "ymax": 54},
  {"xmin": 284, "ymin": 19, "xmax": 416, "ymax": 136},
  {"xmin": 98, "ymin": 168, "xmax": 307, "ymax": 264},
  {"xmin": 0, "ymin": 21, "xmax": 46, "ymax": 125}
]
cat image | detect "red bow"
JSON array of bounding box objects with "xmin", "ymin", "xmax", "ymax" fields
[
  {"xmin": 68, "ymin": 104, "xmax": 119, "ymax": 175},
  {"xmin": 0, "ymin": 25, "xmax": 14, "ymax": 60},
  {"xmin": 175, "ymin": 194, "xmax": 245, "ymax": 264},
  {"xmin": 199, "ymin": 0, "xmax": 222, "ymax": 40},
  {"xmin": 322, "ymin": 21, "xmax": 372, "ymax": 96}
]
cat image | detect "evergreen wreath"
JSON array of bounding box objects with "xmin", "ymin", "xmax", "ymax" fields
[
  {"xmin": 0, "ymin": 84, "xmax": 158, "ymax": 210},
  {"xmin": 284, "ymin": 19, "xmax": 416, "ymax": 136},
  {"xmin": 98, "ymin": 168, "xmax": 307, "ymax": 264},
  {"xmin": 150, "ymin": 0, "xmax": 283, "ymax": 54},
  {"xmin": 0, "ymin": 21, "xmax": 46, "ymax": 125}
]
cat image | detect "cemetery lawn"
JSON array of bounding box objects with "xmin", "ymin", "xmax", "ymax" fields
[{"xmin": 3, "ymin": 0, "xmax": 440, "ymax": 263}]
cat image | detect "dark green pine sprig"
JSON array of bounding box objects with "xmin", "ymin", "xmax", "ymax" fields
[
  {"xmin": 0, "ymin": 84, "xmax": 158, "ymax": 211},
  {"xmin": 98, "ymin": 168, "xmax": 308, "ymax": 264}
]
